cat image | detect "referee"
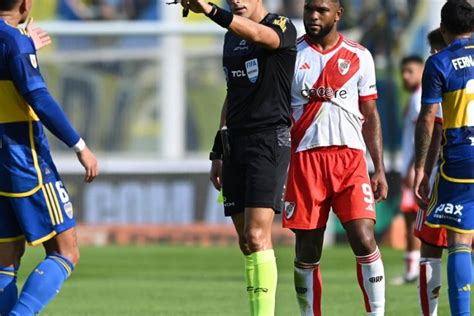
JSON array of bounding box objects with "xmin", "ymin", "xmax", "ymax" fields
[{"xmin": 182, "ymin": 1, "xmax": 296, "ymax": 315}]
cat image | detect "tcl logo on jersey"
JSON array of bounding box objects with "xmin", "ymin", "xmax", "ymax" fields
[
  {"xmin": 231, "ymin": 70, "xmax": 247, "ymax": 78},
  {"xmin": 301, "ymin": 86, "xmax": 348, "ymax": 100}
]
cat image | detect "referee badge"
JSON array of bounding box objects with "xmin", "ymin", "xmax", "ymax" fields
[
  {"xmin": 29, "ymin": 54, "xmax": 38, "ymax": 69},
  {"xmin": 284, "ymin": 201, "xmax": 295, "ymax": 219},
  {"xmin": 245, "ymin": 58, "xmax": 259, "ymax": 83}
]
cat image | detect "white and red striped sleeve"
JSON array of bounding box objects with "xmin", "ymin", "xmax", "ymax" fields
[{"xmin": 358, "ymin": 49, "xmax": 378, "ymax": 102}]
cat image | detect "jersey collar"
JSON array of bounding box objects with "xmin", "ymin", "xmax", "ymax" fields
[{"xmin": 304, "ymin": 33, "xmax": 344, "ymax": 55}]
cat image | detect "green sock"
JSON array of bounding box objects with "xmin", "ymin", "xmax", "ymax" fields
[
  {"xmin": 251, "ymin": 249, "xmax": 277, "ymax": 316},
  {"xmin": 245, "ymin": 255, "xmax": 256, "ymax": 315}
]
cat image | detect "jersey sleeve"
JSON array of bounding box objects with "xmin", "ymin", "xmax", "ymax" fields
[
  {"xmin": 7, "ymin": 37, "xmax": 46, "ymax": 94},
  {"xmin": 421, "ymin": 56, "xmax": 444, "ymax": 105},
  {"xmin": 267, "ymin": 16, "xmax": 296, "ymax": 49},
  {"xmin": 358, "ymin": 49, "xmax": 378, "ymax": 101},
  {"xmin": 7, "ymin": 35, "xmax": 81, "ymax": 148}
]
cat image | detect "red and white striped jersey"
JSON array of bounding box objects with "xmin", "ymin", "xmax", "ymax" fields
[{"xmin": 291, "ymin": 34, "xmax": 378, "ymax": 152}]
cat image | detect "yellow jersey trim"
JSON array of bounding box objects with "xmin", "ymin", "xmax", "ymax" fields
[
  {"xmin": 28, "ymin": 231, "xmax": 57, "ymax": 246},
  {"xmin": 0, "ymin": 118, "xmax": 44, "ymax": 197},
  {"xmin": 48, "ymin": 183, "xmax": 64, "ymax": 224},
  {"xmin": 424, "ymin": 222, "xmax": 474, "ymax": 233},
  {"xmin": 42, "ymin": 186, "xmax": 57, "ymax": 226},
  {"xmin": 438, "ymin": 130, "xmax": 474, "ymax": 184}
]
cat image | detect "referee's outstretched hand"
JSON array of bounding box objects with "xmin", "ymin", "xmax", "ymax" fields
[
  {"xmin": 76, "ymin": 146, "xmax": 99, "ymax": 183},
  {"xmin": 210, "ymin": 159, "xmax": 223, "ymax": 191},
  {"xmin": 181, "ymin": 0, "xmax": 212, "ymax": 15}
]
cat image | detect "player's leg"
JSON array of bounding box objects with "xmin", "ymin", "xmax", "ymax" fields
[
  {"xmin": 424, "ymin": 177, "xmax": 473, "ymax": 316},
  {"xmin": 332, "ymin": 149, "xmax": 384, "ymax": 315},
  {"xmin": 446, "ymin": 231, "xmax": 472, "ymax": 316},
  {"xmin": 245, "ymin": 207, "xmax": 276, "ymax": 316},
  {"xmin": 0, "ymin": 240, "xmax": 25, "ymax": 315},
  {"xmin": 231, "ymin": 212, "xmax": 255, "ymax": 315},
  {"xmin": 419, "ymin": 242, "xmax": 443, "ymax": 316},
  {"xmin": 414, "ymin": 207, "xmax": 446, "ymax": 316},
  {"xmin": 283, "ymin": 147, "xmax": 331, "ymax": 316},
  {"xmin": 9, "ymin": 175, "xmax": 78, "ymax": 315},
  {"xmin": 0, "ymin": 197, "xmax": 27, "ymax": 314},
  {"xmin": 293, "ymin": 228, "xmax": 325, "ymax": 316},
  {"xmin": 343, "ymin": 219, "xmax": 385, "ymax": 316},
  {"xmin": 402, "ymin": 212, "xmax": 420, "ymax": 281}
]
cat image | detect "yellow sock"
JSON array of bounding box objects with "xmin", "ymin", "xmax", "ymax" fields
[
  {"xmin": 251, "ymin": 249, "xmax": 277, "ymax": 316},
  {"xmin": 245, "ymin": 255, "xmax": 256, "ymax": 315}
]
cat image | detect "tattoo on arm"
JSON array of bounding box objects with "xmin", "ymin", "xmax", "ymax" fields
[{"xmin": 414, "ymin": 105, "xmax": 436, "ymax": 170}]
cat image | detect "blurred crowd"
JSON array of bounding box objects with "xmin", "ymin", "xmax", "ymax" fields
[{"xmin": 56, "ymin": 0, "xmax": 159, "ymax": 21}]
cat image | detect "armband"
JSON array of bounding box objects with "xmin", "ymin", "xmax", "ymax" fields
[
  {"xmin": 72, "ymin": 138, "xmax": 86, "ymax": 153},
  {"xmin": 206, "ymin": 3, "xmax": 233, "ymax": 29}
]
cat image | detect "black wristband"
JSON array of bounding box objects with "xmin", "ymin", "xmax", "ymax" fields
[
  {"xmin": 211, "ymin": 130, "xmax": 223, "ymax": 155},
  {"xmin": 209, "ymin": 151, "xmax": 222, "ymax": 161},
  {"xmin": 206, "ymin": 3, "xmax": 233, "ymax": 29}
]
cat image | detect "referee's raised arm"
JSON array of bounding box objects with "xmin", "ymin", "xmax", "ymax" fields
[{"xmin": 181, "ymin": 0, "xmax": 293, "ymax": 50}]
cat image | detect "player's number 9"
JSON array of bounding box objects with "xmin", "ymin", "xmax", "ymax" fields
[
  {"xmin": 55, "ymin": 181, "xmax": 70, "ymax": 204},
  {"xmin": 362, "ymin": 183, "xmax": 374, "ymax": 204}
]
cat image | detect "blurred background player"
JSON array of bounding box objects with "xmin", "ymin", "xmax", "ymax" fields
[
  {"xmin": 391, "ymin": 55, "xmax": 425, "ymax": 285},
  {"xmin": 414, "ymin": 1, "xmax": 474, "ymax": 315},
  {"xmin": 0, "ymin": 0, "xmax": 98, "ymax": 314},
  {"xmin": 413, "ymin": 27, "xmax": 447, "ymax": 316},
  {"xmin": 181, "ymin": 0, "xmax": 296, "ymax": 315},
  {"xmin": 283, "ymin": 0, "xmax": 388, "ymax": 315}
]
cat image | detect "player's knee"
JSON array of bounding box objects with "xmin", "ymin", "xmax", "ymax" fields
[
  {"xmin": 296, "ymin": 242, "xmax": 321, "ymax": 263},
  {"xmin": 57, "ymin": 247, "xmax": 80, "ymax": 266},
  {"xmin": 245, "ymin": 228, "xmax": 268, "ymax": 252},
  {"xmin": 238, "ymin": 237, "xmax": 251, "ymax": 255},
  {"xmin": 0, "ymin": 241, "xmax": 25, "ymax": 266}
]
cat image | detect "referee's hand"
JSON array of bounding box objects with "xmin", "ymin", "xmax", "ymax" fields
[
  {"xmin": 210, "ymin": 159, "xmax": 223, "ymax": 191},
  {"xmin": 76, "ymin": 146, "xmax": 99, "ymax": 183}
]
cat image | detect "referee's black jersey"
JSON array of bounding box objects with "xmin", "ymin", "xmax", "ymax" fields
[{"xmin": 222, "ymin": 14, "xmax": 297, "ymax": 132}]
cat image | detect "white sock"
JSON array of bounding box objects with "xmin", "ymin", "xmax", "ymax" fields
[
  {"xmin": 356, "ymin": 248, "xmax": 385, "ymax": 316},
  {"xmin": 419, "ymin": 257, "xmax": 442, "ymax": 316},
  {"xmin": 405, "ymin": 250, "xmax": 421, "ymax": 279},
  {"xmin": 294, "ymin": 261, "xmax": 322, "ymax": 316}
]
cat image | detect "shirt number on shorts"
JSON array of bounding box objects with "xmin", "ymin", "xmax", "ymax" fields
[
  {"xmin": 362, "ymin": 183, "xmax": 374, "ymax": 204},
  {"xmin": 55, "ymin": 181, "xmax": 70, "ymax": 204}
]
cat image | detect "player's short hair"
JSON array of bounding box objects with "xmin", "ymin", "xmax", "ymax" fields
[
  {"xmin": 400, "ymin": 55, "xmax": 424, "ymax": 67},
  {"xmin": 0, "ymin": 0, "xmax": 20, "ymax": 11},
  {"xmin": 441, "ymin": 0, "xmax": 474, "ymax": 35},
  {"xmin": 427, "ymin": 28, "xmax": 447, "ymax": 50}
]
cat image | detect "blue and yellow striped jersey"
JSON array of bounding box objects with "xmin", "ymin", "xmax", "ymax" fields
[
  {"xmin": 0, "ymin": 20, "xmax": 55, "ymax": 197},
  {"xmin": 422, "ymin": 37, "xmax": 474, "ymax": 183}
]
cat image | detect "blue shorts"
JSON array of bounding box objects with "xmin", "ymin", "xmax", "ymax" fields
[
  {"xmin": 425, "ymin": 175, "xmax": 474, "ymax": 233},
  {"xmin": 0, "ymin": 170, "xmax": 76, "ymax": 246}
]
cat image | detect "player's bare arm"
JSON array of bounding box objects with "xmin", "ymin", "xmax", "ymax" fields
[
  {"xmin": 210, "ymin": 97, "xmax": 227, "ymax": 191},
  {"xmin": 76, "ymin": 146, "xmax": 99, "ymax": 183},
  {"xmin": 413, "ymin": 103, "xmax": 437, "ymax": 207},
  {"xmin": 182, "ymin": 0, "xmax": 281, "ymax": 49},
  {"xmin": 360, "ymin": 99, "xmax": 388, "ymax": 202}
]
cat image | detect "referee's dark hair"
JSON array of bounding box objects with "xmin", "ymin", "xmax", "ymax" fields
[
  {"xmin": 0, "ymin": 0, "xmax": 20, "ymax": 11},
  {"xmin": 441, "ymin": 0, "xmax": 474, "ymax": 35},
  {"xmin": 400, "ymin": 55, "xmax": 424, "ymax": 67}
]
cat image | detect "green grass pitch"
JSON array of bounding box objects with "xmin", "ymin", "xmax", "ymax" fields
[{"xmin": 18, "ymin": 245, "xmax": 454, "ymax": 315}]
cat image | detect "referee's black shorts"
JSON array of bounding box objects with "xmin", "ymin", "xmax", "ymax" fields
[{"xmin": 222, "ymin": 127, "xmax": 291, "ymax": 217}]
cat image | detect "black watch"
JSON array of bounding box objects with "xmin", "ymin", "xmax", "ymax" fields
[{"xmin": 209, "ymin": 151, "xmax": 223, "ymax": 161}]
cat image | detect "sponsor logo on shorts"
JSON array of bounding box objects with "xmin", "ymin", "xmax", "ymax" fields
[
  {"xmin": 223, "ymin": 197, "xmax": 235, "ymax": 208},
  {"xmin": 434, "ymin": 203, "xmax": 463, "ymax": 223},
  {"xmin": 369, "ymin": 276, "xmax": 384, "ymax": 283},
  {"xmin": 64, "ymin": 202, "xmax": 74, "ymax": 219},
  {"xmin": 285, "ymin": 201, "xmax": 295, "ymax": 219}
]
